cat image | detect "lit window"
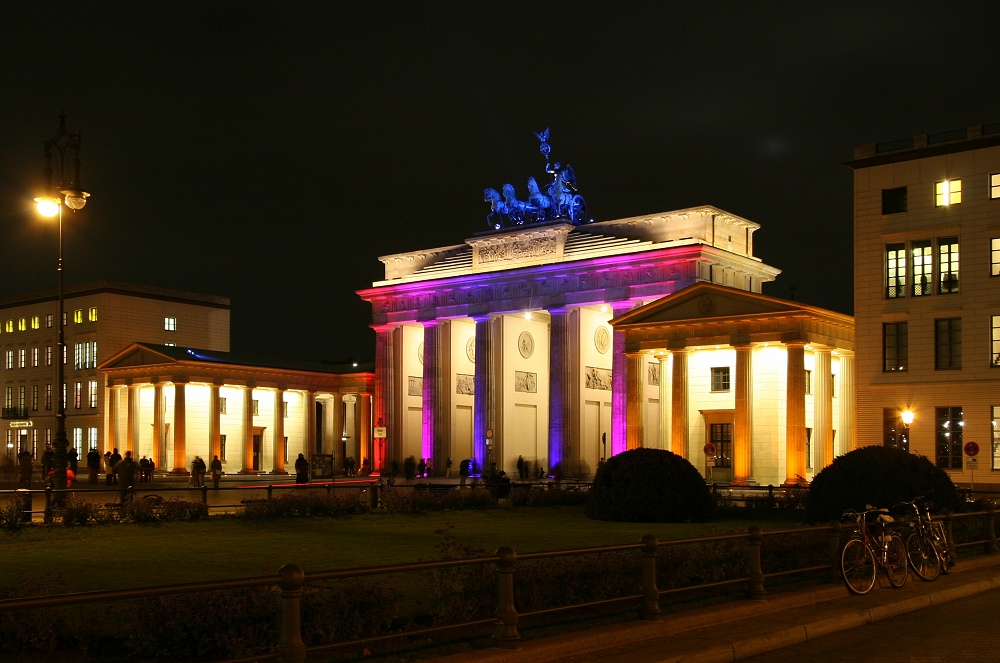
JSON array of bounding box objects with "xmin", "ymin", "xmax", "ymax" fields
[
  {"xmin": 3, "ymin": 320, "xmax": 11, "ymax": 333},
  {"xmin": 220, "ymin": 434, "xmax": 227, "ymax": 461},
  {"xmin": 17, "ymin": 318, "xmax": 26, "ymax": 331},
  {"xmin": 164, "ymin": 317, "xmax": 177, "ymax": 331},
  {"xmin": 991, "ymin": 173, "xmax": 1000, "ymax": 199},
  {"xmin": 4, "ymin": 350, "xmax": 12, "ymax": 370},
  {"xmin": 164, "ymin": 342, "xmax": 175, "ymax": 347},
  {"xmin": 31, "ymin": 385, "xmax": 38, "ymax": 411},
  {"xmin": 882, "ymin": 186, "xmax": 907, "ymax": 214},
  {"xmin": 45, "ymin": 384, "xmax": 52, "ymax": 410},
  {"xmin": 18, "ymin": 386, "xmax": 25, "ymax": 411},
  {"xmin": 710, "ymin": 367, "xmax": 731, "ymax": 392},
  {"xmin": 831, "ymin": 373, "xmax": 839, "ymax": 398},
  {"xmin": 73, "ymin": 428, "xmax": 82, "ymax": 458},
  {"xmin": 993, "ymin": 238, "xmax": 1000, "ymax": 277},
  {"xmin": 4, "ymin": 387, "xmax": 10, "ymax": 408},
  {"xmin": 89, "ymin": 381, "xmax": 98, "ymax": 408},
  {"xmin": 993, "ymin": 406, "xmax": 1000, "ymax": 470},
  {"xmin": 935, "ymin": 318, "xmax": 962, "ymax": 370},
  {"xmin": 283, "ymin": 401, "xmax": 289, "ymax": 418},
  {"xmin": 284, "ymin": 436, "xmax": 288, "ymax": 463},
  {"xmin": 252, "ymin": 399, "xmax": 259, "ymax": 416},
  {"xmin": 18, "ymin": 349, "xmax": 26, "ymax": 369},
  {"xmin": 89, "ymin": 428, "xmax": 98, "ymax": 451},
  {"xmin": 73, "ymin": 309, "xmax": 83, "ymax": 324},
  {"xmin": 992, "ymin": 316, "xmax": 1000, "ymax": 367},
  {"xmin": 45, "ymin": 314, "xmax": 53, "ymax": 329},
  {"xmin": 88, "ymin": 307, "xmax": 97, "ymax": 322},
  {"xmin": 936, "ymin": 406, "xmax": 963, "ymax": 470},
  {"xmin": 219, "ymin": 397, "xmax": 227, "ymax": 415},
  {"xmin": 911, "ymin": 240, "xmax": 932, "ymax": 296},
  {"xmin": 805, "ymin": 428, "xmax": 812, "ymax": 469},
  {"xmin": 935, "ymin": 179, "xmax": 962, "ymax": 206},
  {"xmin": 885, "ymin": 243, "xmax": 906, "ymax": 299},
  {"xmin": 31, "ymin": 316, "xmax": 39, "ymax": 330},
  {"xmin": 74, "ymin": 382, "xmax": 83, "ymax": 409},
  {"xmin": 804, "ymin": 370, "xmax": 813, "ymax": 395},
  {"xmin": 46, "ymin": 346, "xmax": 52, "ymax": 366},
  {"xmin": 938, "ymin": 237, "xmax": 959, "ymax": 294}
]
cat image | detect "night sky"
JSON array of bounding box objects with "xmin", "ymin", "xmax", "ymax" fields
[{"xmin": 3, "ymin": 2, "xmax": 999, "ymax": 364}]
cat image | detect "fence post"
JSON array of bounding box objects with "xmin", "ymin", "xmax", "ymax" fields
[
  {"xmin": 200, "ymin": 484, "xmax": 208, "ymax": 505},
  {"xmin": 746, "ymin": 526, "xmax": 766, "ymax": 600},
  {"xmin": 943, "ymin": 510, "xmax": 957, "ymax": 559},
  {"xmin": 326, "ymin": 483, "xmax": 332, "ymax": 497},
  {"xmin": 640, "ymin": 534, "xmax": 660, "ymax": 621},
  {"xmin": 987, "ymin": 504, "xmax": 999, "ymax": 554},
  {"xmin": 492, "ymin": 546, "xmax": 520, "ymax": 649},
  {"xmin": 828, "ymin": 520, "xmax": 843, "ymax": 583},
  {"xmin": 277, "ymin": 564, "xmax": 307, "ymax": 662},
  {"xmin": 267, "ymin": 484, "xmax": 274, "ymax": 501},
  {"xmin": 43, "ymin": 486, "xmax": 53, "ymax": 524}
]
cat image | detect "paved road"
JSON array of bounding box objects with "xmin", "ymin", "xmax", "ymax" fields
[{"xmin": 740, "ymin": 586, "xmax": 1000, "ymax": 663}]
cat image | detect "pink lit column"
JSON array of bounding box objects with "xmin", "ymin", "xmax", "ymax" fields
[
  {"xmin": 625, "ymin": 352, "xmax": 645, "ymax": 450},
  {"xmin": 731, "ymin": 344, "xmax": 754, "ymax": 485},
  {"xmin": 373, "ymin": 325, "xmax": 394, "ymax": 471},
  {"xmin": 472, "ymin": 315, "xmax": 494, "ymax": 474},
  {"xmin": 610, "ymin": 302, "xmax": 634, "ymax": 456},
  {"xmin": 421, "ymin": 320, "xmax": 440, "ymax": 463},
  {"xmin": 548, "ymin": 308, "xmax": 571, "ymax": 472}
]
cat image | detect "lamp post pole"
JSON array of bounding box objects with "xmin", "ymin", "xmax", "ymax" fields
[{"xmin": 35, "ymin": 114, "xmax": 90, "ymax": 492}]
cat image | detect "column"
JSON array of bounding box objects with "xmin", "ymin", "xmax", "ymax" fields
[
  {"xmin": 106, "ymin": 384, "xmax": 120, "ymax": 454},
  {"xmin": 373, "ymin": 325, "xmax": 394, "ymax": 471},
  {"xmin": 126, "ymin": 383, "xmax": 139, "ymax": 456},
  {"xmin": 784, "ymin": 342, "xmax": 807, "ymax": 485},
  {"xmin": 473, "ymin": 315, "xmax": 494, "ymax": 475},
  {"xmin": 240, "ymin": 385, "xmax": 255, "ymax": 474},
  {"xmin": 838, "ymin": 352, "xmax": 856, "ymax": 452},
  {"xmin": 172, "ymin": 381, "xmax": 187, "ymax": 474},
  {"xmin": 272, "ymin": 388, "xmax": 286, "ymax": 473},
  {"xmin": 814, "ymin": 347, "xmax": 834, "ymax": 469},
  {"xmin": 360, "ymin": 393, "xmax": 372, "ymax": 470},
  {"xmin": 153, "ymin": 382, "xmax": 165, "ymax": 468},
  {"xmin": 670, "ymin": 348, "xmax": 689, "ymax": 459},
  {"xmin": 329, "ymin": 393, "xmax": 343, "ymax": 470},
  {"xmin": 548, "ymin": 308, "xmax": 572, "ymax": 473},
  {"xmin": 658, "ymin": 354, "xmax": 671, "ymax": 450},
  {"xmin": 732, "ymin": 344, "xmax": 754, "ymax": 485},
  {"xmin": 625, "ymin": 352, "xmax": 645, "ymax": 450},
  {"xmin": 209, "ymin": 384, "xmax": 221, "ymax": 463},
  {"xmin": 305, "ymin": 391, "xmax": 317, "ymax": 457},
  {"xmin": 421, "ymin": 321, "xmax": 440, "ymax": 465},
  {"xmin": 610, "ymin": 303, "xmax": 633, "ymax": 456}
]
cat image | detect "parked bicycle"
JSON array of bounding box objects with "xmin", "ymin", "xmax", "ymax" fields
[
  {"xmin": 840, "ymin": 507, "xmax": 908, "ymax": 595},
  {"xmin": 896, "ymin": 498, "xmax": 954, "ymax": 579}
]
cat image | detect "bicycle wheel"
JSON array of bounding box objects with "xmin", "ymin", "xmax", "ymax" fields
[
  {"xmin": 841, "ymin": 538, "xmax": 876, "ymax": 595},
  {"xmin": 884, "ymin": 533, "xmax": 909, "ymax": 588},
  {"xmin": 906, "ymin": 531, "xmax": 941, "ymax": 581}
]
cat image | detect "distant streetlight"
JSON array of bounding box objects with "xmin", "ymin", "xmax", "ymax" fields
[
  {"xmin": 34, "ymin": 113, "xmax": 90, "ymax": 491},
  {"xmin": 901, "ymin": 409, "xmax": 915, "ymax": 428}
]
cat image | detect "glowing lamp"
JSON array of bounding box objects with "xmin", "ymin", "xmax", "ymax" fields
[
  {"xmin": 901, "ymin": 410, "xmax": 915, "ymax": 427},
  {"xmin": 61, "ymin": 188, "xmax": 90, "ymax": 210},
  {"xmin": 34, "ymin": 196, "xmax": 61, "ymax": 217}
]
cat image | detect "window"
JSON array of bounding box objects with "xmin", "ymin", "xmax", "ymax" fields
[
  {"xmin": 935, "ymin": 318, "xmax": 962, "ymax": 370},
  {"xmin": 936, "ymin": 406, "xmax": 963, "ymax": 470},
  {"xmin": 73, "ymin": 428, "xmax": 82, "ymax": 458},
  {"xmin": 3, "ymin": 320, "xmax": 11, "ymax": 333},
  {"xmin": 284, "ymin": 436, "xmax": 289, "ymax": 463},
  {"xmin": 30, "ymin": 316, "xmax": 39, "ymax": 330},
  {"xmin": 883, "ymin": 408, "xmax": 910, "ymax": 452},
  {"xmin": 17, "ymin": 318, "xmax": 26, "ymax": 331},
  {"xmin": 991, "ymin": 173, "xmax": 1000, "ymax": 199},
  {"xmin": 994, "ymin": 316, "xmax": 1000, "ymax": 367},
  {"xmin": 219, "ymin": 397, "xmax": 227, "ymax": 415},
  {"xmin": 62, "ymin": 383, "xmax": 67, "ymax": 411},
  {"xmin": 4, "ymin": 387, "xmax": 10, "ymax": 408},
  {"xmin": 938, "ymin": 237, "xmax": 959, "ymax": 293},
  {"xmin": 88, "ymin": 307, "xmax": 97, "ymax": 322},
  {"xmin": 252, "ymin": 399, "xmax": 259, "ymax": 416},
  {"xmin": 74, "ymin": 341, "xmax": 97, "ymax": 370},
  {"xmin": 831, "ymin": 373, "xmax": 838, "ymax": 398},
  {"xmin": 5, "ymin": 350, "xmax": 13, "ymax": 370},
  {"xmin": 164, "ymin": 317, "xmax": 177, "ymax": 331},
  {"xmin": 709, "ymin": 423, "xmax": 732, "ymax": 468},
  {"xmin": 805, "ymin": 428, "xmax": 812, "ymax": 469},
  {"xmin": 31, "ymin": 385, "xmax": 38, "ymax": 411},
  {"xmin": 18, "ymin": 386, "xmax": 25, "ymax": 411},
  {"xmin": 32, "ymin": 347, "xmax": 38, "ymax": 368},
  {"xmin": 46, "ymin": 346, "xmax": 52, "ymax": 366},
  {"xmin": 935, "ymin": 179, "xmax": 961, "ymax": 206},
  {"xmin": 89, "ymin": 381, "xmax": 98, "ymax": 408},
  {"xmin": 89, "ymin": 428, "xmax": 98, "ymax": 451},
  {"xmin": 220, "ymin": 434, "xmax": 227, "ymax": 461},
  {"xmin": 18, "ymin": 349, "xmax": 26, "ymax": 369},
  {"xmin": 45, "ymin": 384, "xmax": 52, "ymax": 410},
  {"xmin": 993, "ymin": 406, "xmax": 1000, "ymax": 470},
  {"xmin": 73, "ymin": 309, "xmax": 83, "ymax": 324},
  {"xmin": 885, "ymin": 243, "xmax": 906, "ymax": 298},
  {"xmin": 61, "ymin": 312, "xmax": 67, "ymax": 326},
  {"xmin": 882, "ymin": 186, "xmax": 907, "ymax": 214},
  {"xmin": 283, "ymin": 401, "xmax": 289, "ymax": 418},
  {"xmin": 710, "ymin": 367, "xmax": 731, "ymax": 392},
  {"xmin": 804, "ymin": 370, "xmax": 813, "ymax": 395},
  {"xmin": 911, "ymin": 240, "xmax": 932, "ymax": 296},
  {"xmin": 45, "ymin": 314, "xmax": 53, "ymax": 328},
  {"xmin": 993, "ymin": 238, "xmax": 1000, "ymax": 277},
  {"xmin": 74, "ymin": 382, "xmax": 82, "ymax": 409}
]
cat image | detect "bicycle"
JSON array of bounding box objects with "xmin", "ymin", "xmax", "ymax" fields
[
  {"xmin": 893, "ymin": 500, "xmax": 942, "ymax": 581},
  {"xmin": 840, "ymin": 507, "xmax": 908, "ymax": 595}
]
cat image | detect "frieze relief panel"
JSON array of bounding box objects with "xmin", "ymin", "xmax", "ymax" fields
[
  {"xmin": 514, "ymin": 371, "xmax": 537, "ymax": 393},
  {"xmin": 478, "ymin": 237, "xmax": 557, "ymax": 264},
  {"xmin": 456, "ymin": 374, "xmax": 475, "ymax": 395},
  {"xmin": 407, "ymin": 377, "xmax": 423, "ymax": 397},
  {"xmin": 648, "ymin": 363, "xmax": 660, "ymax": 386},
  {"xmin": 585, "ymin": 367, "xmax": 612, "ymax": 391}
]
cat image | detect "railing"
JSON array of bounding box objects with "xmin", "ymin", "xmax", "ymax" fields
[{"xmin": 1, "ymin": 406, "xmax": 29, "ymax": 419}]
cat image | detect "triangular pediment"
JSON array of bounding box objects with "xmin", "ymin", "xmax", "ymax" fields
[
  {"xmin": 615, "ymin": 283, "xmax": 818, "ymax": 327},
  {"xmin": 98, "ymin": 344, "xmax": 182, "ymax": 370}
]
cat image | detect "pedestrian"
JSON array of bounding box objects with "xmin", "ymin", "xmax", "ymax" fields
[
  {"xmin": 109, "ymin": 448, "xmax": 122, "ymax": 485},
  {"xmin": 41, "ymin": 445, "xmax": 54, "ymax": 481},
  {"xmin": 139, "ymin": 456, "xmax": 151, "ymax": 482},
  {"xmin": 361, "ymin": 457, "xmax": 370, "ymax": 476},
  {"xmin": 446, "ymin": 456, "xmax": 453, "ymax": 478},
  {"xmin": 17, "ymin": 449, "xmax": 33, "ymax": 487},
  {"xmin": 67, "ymin": 447, "xmax": 79, "ymax": 474},
  {"xmin": 294, "ymin": 453, "xmax": 309, "ymax": 484},
  {"xmin": 114, "ymin": 451, "xmax": 138, "ymax": 502},
  {"xmin": 459, "ymin": 458, "xmax": 469, "ymax": 488},
  {"xmin": 516, "ymin": 455, "xmax": 525, "ymax": 480},
  {"xmin": 417, "ymin": 458, "xmax": 426, "ymax": 479},
  {"xmin": 210, "ymin": 455, "xmax": 223, "ymax": 489},
  {"xmin": 192, "ymin": 456, "xmax": 207, "ymax": 487},
  {"xmin": 87, "ymin": 447, "xmax": 101, "ymax": 484}
]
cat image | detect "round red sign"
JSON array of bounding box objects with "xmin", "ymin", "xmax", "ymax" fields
[
  {"xmin": 704, "ymin": 443, "xmax": 717, "ymax": 457},
  {"xmin": 964, "ymin": 441, "xmax": 980, "ymax": 457}
]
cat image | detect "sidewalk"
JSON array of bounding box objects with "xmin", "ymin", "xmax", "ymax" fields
[{"xmin": 430, "ymin": 554, "xmax": 1000, "ymax": 663}]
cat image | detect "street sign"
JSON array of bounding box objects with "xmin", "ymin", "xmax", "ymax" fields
[
  {"xmin": 967, "ymin": 458, "xmax": 979, "ymax": 470},
  {"xmin": 704, "ymin": 442, "xmax": 717, "ymax": 457},
  {"xmin": 373, "ymin": 427, "xmax": 387, "ymax": 438},
  {"xmin": 964, "ymin": 441, "xmax": 980, "ymax": 457},
  {"xmin": 706, "ymin": 458, "xmax": 716, "ymax": 467}
]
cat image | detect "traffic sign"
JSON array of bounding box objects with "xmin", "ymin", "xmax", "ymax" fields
[
  {"xmin": 704, "ymin": 442, "xmax": 717, "ymax": 457},
  {"xmin": 373, "ymin": 427, "xmax": 387, "ymax": 438},
  {"xmin": 964, "ymin": 441, "xmax": 980, "ymax": 457},
  {"xmin": 967, "ymin": 458, "xmax": 979, "ymax": 470},
  {"xmin": 485, "ymin": 428, "xmax": 494, "ymax": 439}
]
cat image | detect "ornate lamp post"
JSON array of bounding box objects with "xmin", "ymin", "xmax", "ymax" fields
[{"xmin": 34, "ymin": 113, "xmax": 90, "ymax": 491}]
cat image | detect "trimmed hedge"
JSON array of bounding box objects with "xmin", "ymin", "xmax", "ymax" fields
[
  {"xmin": 585, "ymin": 448, "xmax": 713, "ymax": 522},
  {"xmin": 805, "ymin": 445, "xmax": 960, "ymax": 523}
]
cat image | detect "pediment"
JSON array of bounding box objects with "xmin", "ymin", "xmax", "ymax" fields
[
  {"xmin": 616, "ymin": 283, "xmax": 808, "ymax": 326},
  {"xmin": 100, "ymin": 345, "xmax": 180, "ymax": 370}
]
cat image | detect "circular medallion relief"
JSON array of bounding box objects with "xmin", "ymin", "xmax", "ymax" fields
[
  {"xmin": 466, "ymin": 337, "xmax": 476, "ymax": 363},
  {"xmin": 595, "ymin": 326, "xmax": 610, "ymax": 354},
  {"xmin": 698, "ymin": 296, "xmax": 715, "ymax": 316},
  {"xmin": 518, "ymin": 331, "xmax": 535, "ymax": 359},
  {"xmin": 417, "ymin": 341, "xmax": 424, "ymax": 365}
]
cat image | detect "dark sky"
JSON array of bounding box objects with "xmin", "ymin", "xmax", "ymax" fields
[{"xmin": 2, "ymin": 2, "xmax": 999, "ymax": 363}]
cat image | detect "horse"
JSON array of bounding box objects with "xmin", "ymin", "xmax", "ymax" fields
[
  {"xmin": 484, "ymin": 188, "xmax": 509, "ymax": 228},
  {"xmin": 502, "ymin": 183, "xmax": 535, "ymax": 225},
  {"xmin": 526, "ymin": 177, "xmax": 553, "ymax": 220}
]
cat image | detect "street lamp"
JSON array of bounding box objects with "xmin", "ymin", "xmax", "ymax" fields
[{"xmin": 34, "ymin": 113, "xmax": 90, "ymax": 491}]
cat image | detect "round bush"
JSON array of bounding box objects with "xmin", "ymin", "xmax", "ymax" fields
[
  {"xmin": 585, "ymin": 448, "xmax": 713, "ymax": 522},
  {"xmin": 805, "ymin": 445, "xmax": 960, "ymax": 523}
]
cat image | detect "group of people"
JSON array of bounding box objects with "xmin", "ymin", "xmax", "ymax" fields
[
  {"xmin": 342, "ymin": 456, "xmax": 371, "ymax": 477},
  {"xmin": 189, "ymin": 455, "xmax": 225, "ymax": 488}
]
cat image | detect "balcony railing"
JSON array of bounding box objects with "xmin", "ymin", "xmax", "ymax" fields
[{"xmin": 1, "ymin": 407, "xmax": 29, "ymax": 419}]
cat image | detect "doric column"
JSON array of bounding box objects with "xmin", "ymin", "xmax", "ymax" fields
[
  {"xmin": 329, "ymin": 393, "xmax": 343, "ymax": 468},
  {"xmin": 106, "ymin": 384, "xmax": 120, "ymax": 454},
  {"xmin": 172, "ymin": 381, "xmax": 187, "ymax": 474},
  {"xmin": 305, "ymin": 391, "xmax": 317, "ymax": 457},
  {"xmin": 240, "ymin": 385, "xmax": 255, "ymax": 473},
  {"xmin": 152, "ymin": 382, "xmax": 165, "ymax": 468},
  {"xmin": 548, "ymin": 308, "xmax": 572, "ymax": 472},
  {"xmin": 360, "ymin": 393, "xmax": 373, "ymax": 470},
  {"xmin": 126, "ymin": 383, "xmax": 139, "ymax": 456},
  {"xmin": 473, "ymin": 315, "xmax": 495, "ymax": 474},
  {"xmin": 814, "ymin": 347, "xmax": 834, "ymax": 469},
  {"xmin": 784, "ymin": 342, "xmax": 807, "ymax": 485},
  {"xmin": 670, "ymin": 348, "xmax": 689, "ymax": 459},
  {"xmin": 373, "ymin": 325, "xmax": 395, "ymax": 470},
  {"xmin": 838, "ymin": 351, "xmax": 856, "ymax": 452},
  {"xmin": 625, "ymin": 352, "xmax": 645, "ymax": 450},
  {"xmin": 732, "ymin": 344, "xmax": 754, "ymax": 485},
  {"xmin": 610, "ymin": 302, "xmax": 634, "ymax": 456},
  {"xmin": 421, "ymin": 320, "xmax": 440, "ymax": 464},
  {"xmin": 272, "ymin": 388, "xmax": 286, "ymax": 473},
  {"xmin": 209, "ymin": 384, "xmax": 221, "ymax": 462},
  {"xmin": 658, "ymin": 355, "xmax": 671, "ymax": 450}
]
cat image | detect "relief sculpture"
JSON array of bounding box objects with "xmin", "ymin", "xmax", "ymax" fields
[{"xmin": 585, "ymin": 367, "xmax": 612, "ymax": 391}]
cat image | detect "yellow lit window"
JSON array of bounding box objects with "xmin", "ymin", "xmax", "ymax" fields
[
  {"xmin": 17, "ymin": 318, "xmax": 26, "ymax": 331},
  {"xmin": 935, "ymin": 179, "xmax": 962, "ymax": 206},
  {"xmin": 73, "ymin": 309, "xmax": 83, "ymax": 324},
  {"xmin": 31, "ymin": 316, "xmax": 39, "ymax": 329},
  {"xmin": 88, "ymin": 307, "xmax": 97, "ymax": 322},
  {"xmin": 4, "ymin": 321, "xmax": 12, "ymax": 333}
]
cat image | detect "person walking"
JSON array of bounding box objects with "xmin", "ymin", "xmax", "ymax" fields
[
  {"xmin": 114, "ymin": 451, "xmax": 138, "ymax": 503},
  {"xmin": 294, "ymin": 453, "xmax": 309, "ymax": 484},
  {"xmin": 210, "ymin": 455, "xmax": 223, "ymax": 489},
  {"xmin": 17, "ymin": 449, "xmax": 33, "ymax": 487},
  {"xmin": 446, "ymin": 457, "xmax": 453, "ymax": 478},
  {"xmin": 191, "ymin": 456, "xmax": 207, "ymax": 487},
  {"xmin": 108, "ymin": 448, "xmax": 122, "ymax": 485},
  {"xmin": 67, "ymin": 447, "xmax": 79, "ymax": 475},
  {"xmin": 87, "ymin": 447, "xmax": 101, "ymax": 484},
  {"xmin": 417, "ymin": 458, "xmax": 426, "ymax": 480},
  {"xmin": 459, "ymin": 458, "xmax": 469, "ymax": 488},
  {"xmin": 516, "ymin": 455, "xmax": 525, "ymax": 480}
]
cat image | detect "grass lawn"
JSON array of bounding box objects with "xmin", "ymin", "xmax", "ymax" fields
[{"xmin": 0, "ymin": 506, "xmax": 805, "ymax": 592}]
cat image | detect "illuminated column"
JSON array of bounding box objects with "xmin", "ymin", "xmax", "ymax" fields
[
  {"xmin": 360, "ymin": 393, "xmax": 372, "ymax": 469},
  {"xmin": 209, "ymin": 384, "xmax": 221, "ymax": 462},
  {"xmin": 305, "ymin": 391, "xmax": 317, "ymax": 457},
  {"xmin": 610, "ymin": 302, "xmax": 633, "ymax": 456},
  {"xmin": 670, "ymin": 348, "xmax": 689, "ymax": 459},
  {"xmin": 548, "ymin": 308, "xmax": 572, "ymax": 472},
  {"xmin": 814, "ymin": 347, "xmax": 834, "ymax": 469},
  {"xmin": 126, "ymin": 383, "xmax": 139, "ymax": 456},
  {"xmin": 373, "ymin": 325, "xmax": 395, "ymax": 470},
  {"xmin": 658, "ymin": 354, "xmax": 671, "ymax": 450},
  {"xmin": 172, "ymin": 381, "xmax": 187, "ymax": 474},
  {"xmin": 329, "ymin": 393, "xmax": 343, "ymax": 468},
  {"xmin": 784, "ymin": 342, "xmax": 807, "ymax": 485},
  {"xmin": 106, "ymin": 384, "xmax": 120, "ymax": 454},
  {"xmin": 152, "ymin": 382, "xmax": 165, "ymax": 468},
  {"xmin": 421, "ymin": 320, "xmax": 440, "ymax": 463},
  {"xmin": 625, "ymin": 351, "xmax": 645, "ymax": 450},
  {"xmin": 272, "ymin": 388, "xmax": 286, "ymax": 473},
  {"xmin": 732, "ymin": 344, "xmax": 754, "ymax": 485},
  {"xmin": 240, "ymin": 385, "xmax": 255, "ymax": 474},
  {"xmin": 838, "ymin": 352, "xmax": 856, "ymax": 452},
  {"xmin": 473, "ymin": 315, "xmax": 495, "ymax": 475}
]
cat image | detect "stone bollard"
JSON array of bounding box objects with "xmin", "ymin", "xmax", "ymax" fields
[
  {"xmin": 200, "ymin": 484, "xmax": 208, "ymax": 505},
  {"xmin": 43, "ymin": 486, "xmax": 53, "ymax": 524},
  {"xmin": 267, "ymin": 484, "xmax": 274, "ymax": 501},
  {"xmin": 640, "ymin": 534, "xmax": 661, "ymax": 620},
  {"xmin": 987, "ymin": 504, "xmax": 999, "ymax": 555},
  {"xmin": 492, "ymin": 546, "xmax": 520, "ymax": 649},
  {"xmin": 828, "ymin": 520, "xmax": 843, "ymax": 583},
  {"xmin": 277, "ymin": 564, "xmax": 307, "ymax": 662},
  {"xmin": 746, "ymin": 526, "xmax": 766, "ymax": 600}
]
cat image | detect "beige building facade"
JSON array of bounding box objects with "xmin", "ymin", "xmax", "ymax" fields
[{"xmin": 850, "ymin": 124, "xmax": 1000, "ymax": 483}]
